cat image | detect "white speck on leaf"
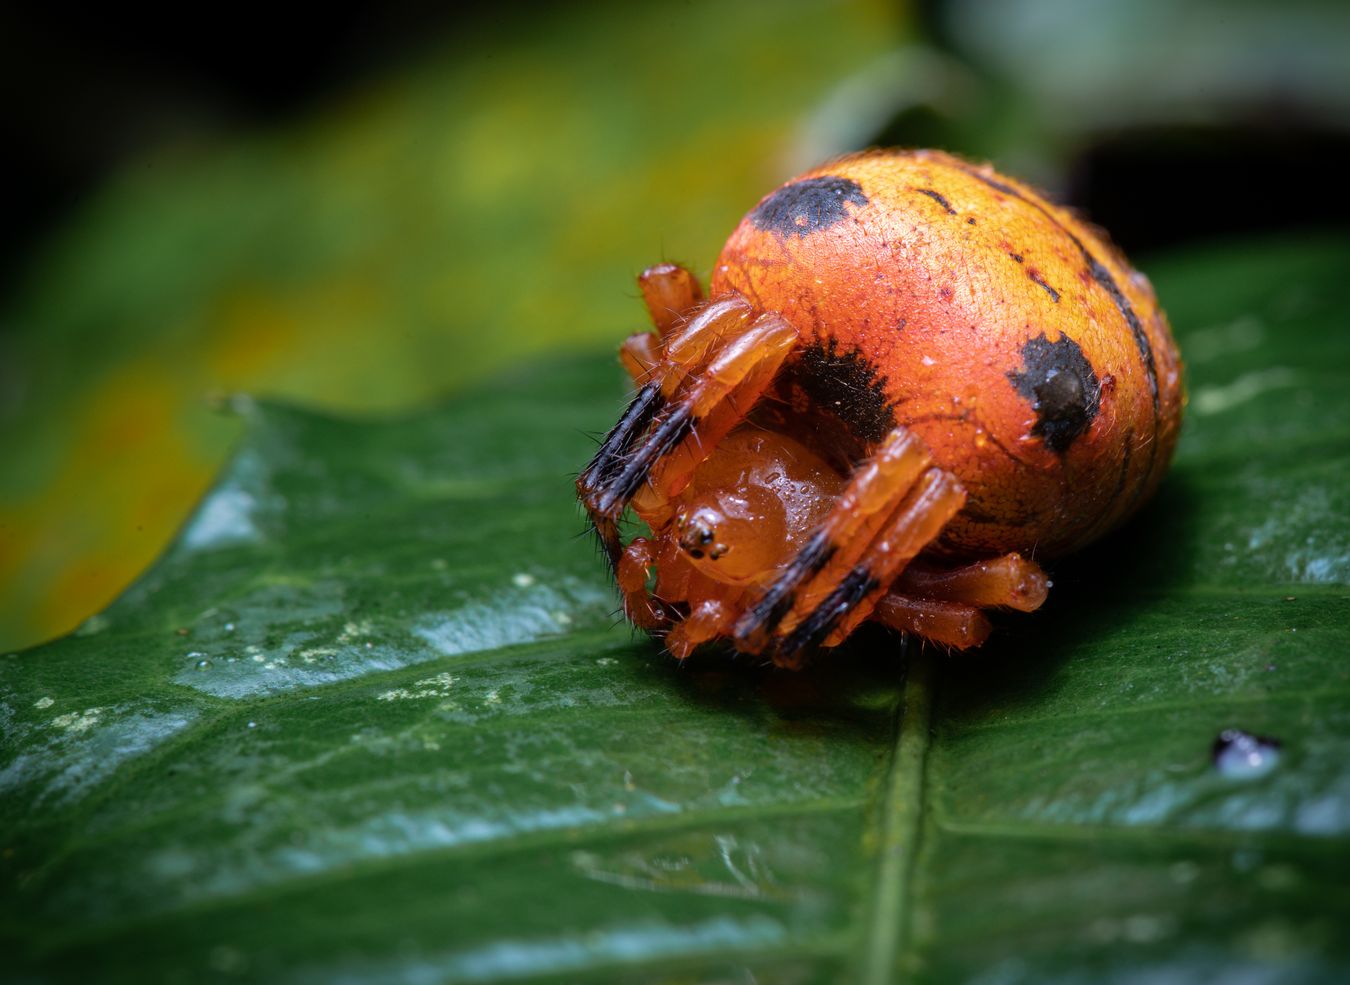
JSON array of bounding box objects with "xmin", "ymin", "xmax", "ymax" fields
[
  {"xmin": 52, "ymin": 707, "xmax": 103, "ymax": 733},
  {"xmin": 337, "ymin": 620, "xmax": 372, "ymax": 643},
  {"xmin": 376, "ymin": 671, "xmax": 457, "ymax": 702}
]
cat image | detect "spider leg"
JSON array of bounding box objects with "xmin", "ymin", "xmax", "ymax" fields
[
  {"xmin": 579, "ymin": 278, "xmax": 736, "ymax": 512},
  {"xmin": 730, "ymin": 428, "xmax": 935, "ymax": 654},
  {"xmin": 865, "ymin": 552, "xmax": 1049, "ymax": 651},
  {"xmin": 776, "ymin": 468, "xmax": 967, "ymax": 666},
  {"xmin": 577, "ymin": 380, "xmax": 665, "ymax": 566},
  {"xmin": 577, "ymin": 299, "xmax": 796, "ymax": 567},
  {"xmin": 895, "ymin": 553, "xmax": 1049, "ymax": 612},
  {"xmin": 616, "ymin": 537, "xmax": 670, "ymax": 630},
  {"xmin": 619, "ymin": 332, "xmax": 661, "ymax": 384},
  {"xmin": 620, "ymin": 263, "xmax": 705, "ymax": 385},
  {"xmin": 639, "ymin": 263, "xmax": 703, "ymax": 337},
  {"xmin": 872, "ymin": 595, "xmax": 991, "ymax": 649},
  {"xmin": 580, "ymin": 298, "xmax": 750, "ymax": 497},
  {"xmin": 600, "ymin": 311, "xmax": 797, "ymax": 516}
]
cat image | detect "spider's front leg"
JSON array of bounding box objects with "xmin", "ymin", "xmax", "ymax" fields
[
  {"xmin": 577, "ymin": 265, "xmax": 799, "ymax": 625},
  {"xmin": 577, "ymin": 263, "xmax": 714, "ymax": 567},
  {"xmin": 618, "ymin": 264, "xmax": 705, "ymax": 383},
  {"xmin": 616, "ymin": 536, "xmax": 668, "ymax": 631}
]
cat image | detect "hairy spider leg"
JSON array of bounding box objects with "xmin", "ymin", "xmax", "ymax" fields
[
  {"xmin": 730, "ymin": 428, "xmax": 932, "ymax": 654},
  {"xmin": 638, "ymin": 262, "xmax": 704, "ymax": 337},
  {"xmin": 619, "ymin": 332, "xmax": 661, "ymax": 383},
  {"xmin": 616, "ymin": 536, "xmax": 668, "ymax": 630},
  {"xmin": 577, "ymin": 381, "xmax": 664, "ymax": 568},
  {"xmin": 583, "ymin": 299, "xmax": 744, "ymax": 503},
  {"xmin": 632, "ymin": 313, "xmax": 798, "ymax": 521},
  {"xmin": 576, "ymin": 296, "xmax": 753, "ymax": 564},
  {"xmin": 591, "ymin": 304, "xmax": 783, "ymax": 518},
  {"xmin": 772, "ymin": 469, "xmax": 966, "ymax": 667},
  {"xmin": 582, "ymin": 295, "xmax": 749, "ymax": 499},
  {"xmin": 818, "ymin": 470, "xmax": 967, "ymax": 647}
]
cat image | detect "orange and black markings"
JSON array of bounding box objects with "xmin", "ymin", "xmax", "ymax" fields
[
  {"xmin": 578, "ymin": 149, "xmax": 1183, "ymax": 666},
  {"xmin": 1007, "ymin": 334, "xmax": 1100, "ymax": 454},
  {"xmin": 748, "ymin": 176, "xmax": 869, "ymax": 238}
]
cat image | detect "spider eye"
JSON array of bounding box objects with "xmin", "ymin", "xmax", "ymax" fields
[{"xmin": 678, "ymin": 508, "xmax": 720, "ymax": 559}]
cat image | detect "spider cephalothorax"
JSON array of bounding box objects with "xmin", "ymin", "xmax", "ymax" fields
[{"xmin": 578, "ymin": 149, "xmax": 1183, "ymax": 667}]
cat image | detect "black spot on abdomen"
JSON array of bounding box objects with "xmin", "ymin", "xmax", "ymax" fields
[
  {"xmin": 1007, "ymin": 333, "xmax": 1101, "ymax": 454},
  {"xmin": 749, "ymin": 176, "xmax": 868, "ymax": 238},
  {"xmin": 787, "ymin": 339, "xmax": 897, "ymax": 445}
]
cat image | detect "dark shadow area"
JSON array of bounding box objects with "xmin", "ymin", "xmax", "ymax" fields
[
  {"xmin": 1068, "ymin": 125, "xmax": 1350, "ymax": 255},
  {"xmin": 633, "ymin": 629, "xmax": 907, "ymax": 744},
  {"xmin": 934, "ymin": 472, "xmax": 1202, "ymax": 718}
]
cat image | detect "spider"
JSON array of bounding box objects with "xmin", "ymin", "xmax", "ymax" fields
[{"xmin": 578, "ymin": 150, "xmax": 1184, "ymax": 668}]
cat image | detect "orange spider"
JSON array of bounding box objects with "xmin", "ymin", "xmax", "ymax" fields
[{"xmin": 578, "ymin": 149, "xmax": 1184, "ymax": 667}]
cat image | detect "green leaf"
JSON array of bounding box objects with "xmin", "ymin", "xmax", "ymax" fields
[{"xmin": 3, "ymin": 235, "xmax": 1348, "ymax": 983}]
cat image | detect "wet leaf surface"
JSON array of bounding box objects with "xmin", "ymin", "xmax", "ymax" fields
[{"xmin": 3, "ymin": 235, "xmax": 1349, "ymax": 982}]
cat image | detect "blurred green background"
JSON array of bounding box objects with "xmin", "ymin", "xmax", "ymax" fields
[{"xmin": 2, "ymin": 0, "xmax": 1349, "ymax": 654}]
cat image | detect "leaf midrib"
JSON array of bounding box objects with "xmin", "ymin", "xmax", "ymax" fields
[{"xmin": 860, "ymin": 649, "xmax": 937, "ymax": 984}]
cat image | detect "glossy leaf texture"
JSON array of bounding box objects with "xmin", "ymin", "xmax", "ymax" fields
[{"xmin": 3, "ymin": 235, "xmax": 1349, "ymax": 983}]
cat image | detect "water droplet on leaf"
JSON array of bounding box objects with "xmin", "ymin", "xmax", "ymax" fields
[{"xmin": 1213, "ymin": 729, "xmax": 1281, "ymax": 779}]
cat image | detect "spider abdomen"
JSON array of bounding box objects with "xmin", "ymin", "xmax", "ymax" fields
[{"xmin": 711, "ymin": 149, "xmax": 1184, "ymax": 560}]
